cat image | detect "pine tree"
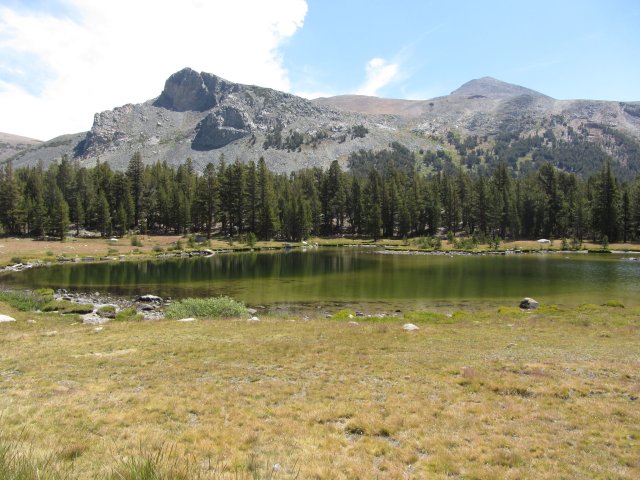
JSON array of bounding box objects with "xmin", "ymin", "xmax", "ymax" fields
[
  {"xmin": 256, "ymin": 157, "xmax": 278, "ymax": 239},
  {"xmin": 126, "ymin": 152, "xmax": 144, "ymax": 228}
]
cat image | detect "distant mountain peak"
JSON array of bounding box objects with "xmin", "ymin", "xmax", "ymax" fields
[{"xmin": 451, "ymin": 76, "xmax": 550, "ymax": 99}]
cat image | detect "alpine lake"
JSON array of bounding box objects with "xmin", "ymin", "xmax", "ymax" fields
[{"xmin": 1, "ymin": 247, "xmax": 639, "ymax": 312}]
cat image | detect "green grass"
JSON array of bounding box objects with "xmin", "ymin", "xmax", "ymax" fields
[
  {"xmin": 164, "ymin": 296, "xmax": 247, "ymax": 319},
  {"xmin": 0, "ymin": 290, "xmax": 51, "ymax": 311},
  {"xmin": 114, "ymin": 307, "xmax": 143, "ymax": 321},
  {"xmin": 41, "ymin": 300, "xmax": 94, "ymax": 314}
]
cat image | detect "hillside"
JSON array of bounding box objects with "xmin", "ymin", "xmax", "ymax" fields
[
  {"xmin": 5, "ymin": 71, "xmax": 640, "ymax": 177},
  {"xmin": 0, "ymin": 132, "xmax": 42, "ymax": 162}
]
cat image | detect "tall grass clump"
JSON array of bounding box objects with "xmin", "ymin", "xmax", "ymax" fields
[
  {"xmin": 165, "ymin": 296, "xmax": 246, "ymax": 319},
  {"xmin": 0, "ymin": 437, "xmax": 65, "ymax": 480},
  {"xmin": 0, "ymin": 289, "xmax": 52, "ymax": 311}
]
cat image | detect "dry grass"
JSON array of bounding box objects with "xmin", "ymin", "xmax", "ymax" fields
[{"xmin": 0, "ymin": 303, "xmax": 639, "ymax": 479}]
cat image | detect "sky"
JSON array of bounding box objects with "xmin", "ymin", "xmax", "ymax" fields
[{"xmin": 1, "ymin": 0, "xmax": 639, "ymax": 140}]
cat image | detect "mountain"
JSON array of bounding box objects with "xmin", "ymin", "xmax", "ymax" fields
[
  {"xmin": 0, "ymin": 132, "xmax": 42, "ymax": 162},
  {"xmin": 6, "ymin": 70, "xmax": 640, "ymax": 177}
]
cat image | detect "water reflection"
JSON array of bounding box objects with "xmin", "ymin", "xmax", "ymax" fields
[{"xmin": 0, "ymin": 249, "xmax": 638, "ymax": 307}]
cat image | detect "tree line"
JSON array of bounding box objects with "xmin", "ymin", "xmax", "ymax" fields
[{"xmin": 0, "ymin": 150, "xmax": 639, "ymax": 243}]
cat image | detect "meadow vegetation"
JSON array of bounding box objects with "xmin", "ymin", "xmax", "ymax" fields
[{"xmin": 0, "ymin": 301, "xmax": 638, "ymax": 478}]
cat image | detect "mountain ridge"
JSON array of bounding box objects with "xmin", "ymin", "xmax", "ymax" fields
[{"xmin": 5, "ymin": 69, "xmax": 640, "ymax": 177}]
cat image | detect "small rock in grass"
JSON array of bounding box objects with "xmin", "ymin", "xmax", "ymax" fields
[
  {"xmin": 43, "ymin": 330, "xmax": 58, "ymax": 337},
  {"xmin": 248, "ymin": 316, "xmax": 260, "ymax": 322},
  {"xmin": 519, "ymin": 297, "xmax": 539, "ymax": 309},
  {"xmin": 94, "ymin": 326, "xmax": 103, "ymax": 332},
  {"xmin": 0, "ymin": 314, "xmax": 16, "ymax": 323},
  {"xmin": 26, "ymin": 319, "xmax": 37, "ymax": 324},
  {"xmin": 348, "ymin": 321, "xmax": 359, "ymax": 326},
  {"xmin": 247, "ymin": 308, "xmax": 258, "ymax": 315},
  {"xmin": 177, "ymin": 317, "xmax": 196, "ymax": 322},
  {"xmin": 403, "ymin": 323, "xmax": 420, "ymax": 331}
]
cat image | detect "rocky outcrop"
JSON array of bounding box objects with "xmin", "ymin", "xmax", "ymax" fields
[
  {"xmin": 153, "ymin": 68, "xmax": 239, "ymax": 112},
  {"xmin": 192, "ymin": 106, "xmax": 251, "ymax": 150}
]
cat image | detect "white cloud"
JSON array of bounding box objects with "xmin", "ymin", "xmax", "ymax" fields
[
  {"xmin": 356, "ymin": 57, "xmax": 399, "ymax": 96},
  {"xmin": 0, "ymin": 0, "xmax": 308, "ymax": 140}
]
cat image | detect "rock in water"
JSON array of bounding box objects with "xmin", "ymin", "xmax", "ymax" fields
[
  {"xmin": 0, "ymin": 314, "xmax": 16, "ymax": 323},
  {"xmin": 519, "ymin": 297, "xmax": 539, "ymax": 309},
  {"xmin": 137, "ymin": 294, "xmax": 163, "ymax": 303},
  {"xmin": 403, "ymin": 323, "xmax": 420, "ymax": 331}
]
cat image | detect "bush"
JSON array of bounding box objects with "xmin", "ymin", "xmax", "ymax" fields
[
  {"xmin": 115, "ymin": 307, "xmax": 143, "ymax": 321},
  {"xmin": 10, "ymin": 256, "xmax": 23, "ymax": 264},
  {"xmin": 603, "ymin": 299, "xmax": 624, "ymax": 308},
  {"xmin": 246, "ymin": 232, "xmax": 257, "ymax": 248},
  {"xmin": 165, "ymin": 296, "xmax": 247, "ymax": 319},
  {"xmin": 332, "ymin": 309, "xmax": 356, "ymax": 320},
  {"xmin": 152, "ymin": 244, "xmax": 164, "ymax": 253},
  {"xmin": 130, "ymin": 235, "xmax": 143, "ymax": 247},
  {"xmin": 97, "ymin": 305, "xmax": 117, "ymax": 318}
]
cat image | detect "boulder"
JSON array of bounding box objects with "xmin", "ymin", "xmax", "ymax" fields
[
  {"xmin": 402, "ymin": 323, "xmax": 420, "ymax": 331},
  {"xmin": 519, "ymin": 297, "xmax": 539, "ymax": 309},
  {"xmin": 0, "ymin": 314, "xmax": 16, "ymax": 323},
  {"xmin": 137, "ymin": 294, "xmax": 163, "ymax": 303}
]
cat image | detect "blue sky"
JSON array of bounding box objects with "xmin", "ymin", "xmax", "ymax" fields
[
  {"xmin": 1, "ymin": 0, "xmax": 639, "ymax": 140},
  {"xmin": 283, "ymin": 0, "xmax": 640, "ymax": 101}
]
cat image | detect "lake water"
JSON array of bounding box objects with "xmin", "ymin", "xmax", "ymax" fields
[{"xmin": 1, "ymin": 248, "xmax": 639, "ymax": 310}]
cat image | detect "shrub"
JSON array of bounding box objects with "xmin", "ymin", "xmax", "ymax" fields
[
  {"xmin": 130, "ymin": 235, "xmax": 143, "ymax": 247},
  {"xmin": 165, "ymin": 296, "xmax": 247, "ymax": 319},
  {"xmin": 115, "ymin": 307, "xmax": 143, "ymax": 321},
  {"xmin": 10, "ymin": 256, "xmax": 22, "ymax": 264},
  {"xmin": 152, "ymin": 244, "xmax": 164, "ymax": 253},
  {"xmin": 332, "ymin": 309, "xmax": 356, "ymax": 320},
  {"xmin": 603, "ymin": 299, "xmax": 624, "ymax": 308},
  {"xmin": 97, "ymin": 305, "xmax": 117, "ymax": 318},
  {"xmin": 107, "ymin": 248, "xmax": 118, "ymax": 256},
  {"xmin": 246, "ymin": 232, "xmax": 257, "ymax": 248}
]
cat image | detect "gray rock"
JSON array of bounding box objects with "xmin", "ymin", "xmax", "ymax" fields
[
  {"xmin": 248, "ymin": 316, "xmax": 260, "ymax": 322},
  {"xmin": 137, "ymin": 294, "xmax": 163, "ymax": 303},
  {"xmin": 0, "ymin": 314, "xmax": 16, "ymax": 323},
  {"xmin": 402, "ymin": 323, "xmax": 420, "ymax": 331},
  {"xmin": 177, "ymin": 317, "xmax": 196, "ymax": 322},
  {"xmin": 519, "ymin": 297, "xmax": 539, "ymax": 309},
  {"xmin": 247, "ymin": 308, "xmax": 258, "ymax": 315}
]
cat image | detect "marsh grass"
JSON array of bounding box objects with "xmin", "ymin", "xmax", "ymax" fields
[
  {"xmin": 0, "ymin": 290, "xmax": 51, "ymax": 311},
  {"xmin": 165, "ymin": 296, "xmax": 247, "ymax": 319},
  {"xmin": 42, "ymin": 300, "xmax": 94, "ymax": 314},
  {"xmin": 0, "ymin": 302, "xmax": 638, "ymax": 479}
]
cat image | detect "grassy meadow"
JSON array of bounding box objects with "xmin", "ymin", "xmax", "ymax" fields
[{"xmin": 0, "ymin": 302, "xmax": 639, "ymax": 479}]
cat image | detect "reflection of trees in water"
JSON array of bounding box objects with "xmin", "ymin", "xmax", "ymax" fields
[{"xmin": 5, "ymin": 251, "xmax": 639, "ymax": 304}]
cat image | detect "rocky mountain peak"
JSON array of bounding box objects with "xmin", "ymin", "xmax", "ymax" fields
[
  {"xmin": 153, "ymin": 67, "xmax": 240, "ymax": 112},
  {"xmin": 451, "ymin": 76, "xmax": 549, "ymax": 99}
]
